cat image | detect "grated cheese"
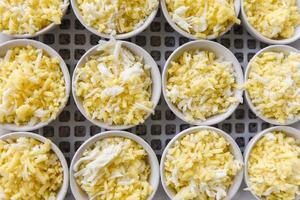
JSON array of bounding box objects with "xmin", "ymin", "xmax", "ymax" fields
[
  {"xmin": 75, "ymin": 39, "xmax": 153, "ymax": 126},
  {"xmin": 76, "ymin": 0, "xmax": 159, "ymax": 35},
  {"xmin": 245, "ymin": 51, "xmax": 300, "ymax": 123},
  {"xmin": 0, "ymin": 45, "xmax": 67, "ymax": 126},
  {"xmin": 0, "ymin": 137, "xmax": 63, "ymax": 199},
  {"xmin": 247, "ymin": 131, "xmax": 300, "ymax": 200},
  {"xmin": 165, "ymin": 0, "xmax": 240, "ymax": 38},
  {"xmin": 166, "ymin": 50, "xmax": 240, "ymax": 122},
  {"xmin": 0, "ymin": 0, "xmax": 66, "ymax": 35},
  {"xmin": 74, "ymin": 137, "xmax": 153, "ymax": 200},
  {"xmin": 164, "ymin": 129, "xmax": 243, "ymax": 200},
  {"xmin": 244, "ymin": 0, "xmax": 300, "ymax": 39}
]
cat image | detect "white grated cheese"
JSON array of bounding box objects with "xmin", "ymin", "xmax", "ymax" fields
[
  {"xmin": 76, "ymin": 0, "xmax": 158, "ymax": 35},
  {"xmin": 247, "ymin": 131, "xmax": 300, "ymax": 200},
  {"xmin": 74, "ymin": 137, "xmax": 153, "ymax": 200},
  {"xmin": 0, "ymin": 137, "xmax": 63, "ymax": 199},
  {"xmin": 244, "ymin": 0, "xmax": 300, "ymax": 39},
  {"xmin": 0, "ymin": 45, "xmax": 67, "ymax": 126},
  {"xmin": 0, "ymin": 0, "xmax": 65, "ymax": 35},
  {"xmin": 166, "ymin": 50, "xmax": 239, "ymax": 122},
  {"xmin": 164, "ymin": 129, "xmax": 243, "ymax": 200},
  {"xmin": 166, "ymin": 0, "xmax": 240, "ymax": 38},
  {"xmin": 75, "ymin": 39, "xmax": 153, "ymax": 126},
  {"xmin": 245, "ymin": 51, "xmax": 300, "ymax": 123}
]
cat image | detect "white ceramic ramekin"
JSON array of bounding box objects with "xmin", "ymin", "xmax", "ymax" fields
[
  {"xmin": 244, "ymin": 126, "xmax": 300, "ymax": 200},
  {"xmin": 241, "ymin": 0, "xmax": 300, "ymax": 44},
  {"xmin": 161, "ymin": 0, "xmax": 240, "ymax": 40},
  {"xmin": 245, "ymin": 45, "xmax": 300, "ymax": 125},
  {"xmin": 70, "ymin": 0, "xmax": 158, "ymax": 39},
  {"xmin": 0, "ymin": 0, "xmax": 69, "ymax": 39},
  {"xmin": 162, "ymin": 40, "xmax": 244, "ymax": 126},
  {"xmin": 72, "ymin": 40, "xmax": 161, "ymax": 130},
  {"xmin": 160, "ymin": 126, "xmax": 244, "ymax": 200},
  {"xmin": 70, "ymin": 130, "xmax": 160, "ymax": 200},
  {"xmin": 0, "ymin": 39, "xmax": 71, "ymax": 131},
  {"xmin": 0, "ymin": 132, "xmax": 69, "ymax": 200}
]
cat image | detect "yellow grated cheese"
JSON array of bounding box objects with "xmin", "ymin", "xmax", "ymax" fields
[
  {"xmin": 245, "ymin": 51, "xmax": 300, "ymax": 123},
  {"xmin": 0, "ymin": 0, "xmax": 66, "ymax": 35},
  {"xmin": 0, "ymin": 137, "xmax": 63, "ymax": 200},
  {"xmin": 247, "ymin": 131, "xmax": 300, "ymax": 200},
  {"xmin": 166, "ymin": 50, "xmax": 240, "ymax": 122},
  {"xmin": 0, "ymin": 45, "xmax": 67, "ymax": 126},
  {"xmin": 74, "ymin": 136, "xmax": 153, "ymax": 200},
  {"xmin": 76, "ymin": 0, "xmax": 159, "ymax": 35},
  {"xmin": 165, "ymin": 0, "xmax": 240, "ymax": 38},
  {"xmin": 75, "ymin": 39, "xmax": 153, "ymax": 126},
  {"xmin": 244, "ymin": 0, "xmax": 300, "ymax": 39},
  {"xmin": 164, "ymin": 129, "xmax": 243, "ymax": 200}
]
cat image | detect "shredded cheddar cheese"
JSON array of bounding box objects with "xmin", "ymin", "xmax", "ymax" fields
[
  {"xmin": 0, "ymin": 137, "xmax": 63, "ymax": 200},
  {"xmin": 0, "ymin": 45, "xmax": 67, "ymax": 126},
  {"xmin": 75, "ymin": 39, "xmax": 153, "ymax": 126},
  {"xmin": 247, "ymin": 131, "xmax": 300, "ymax": 200},
  {"xmin": 74, "ymin": 137, "xmax": 153, "ymax": 200},
  {"xmin": 164, "ymin": 129, "xmax": 243, "ymax": 200},
  {"xmin": 76, "ymin": 0, "xmax": 158, "ymax": 35},
  {"xmin": 166, "ymin": 50, "xmax": 240, "ymax": 122},
  {"xmin": 0, "ymin": 0, "xmax": 66, "ymax": 35},
  {"xmin": 245, "ymin": 51, "xmax": 300, "ymax": 123},
  {"xmin": 165, "ymin": 0, "xmax": 240, "ymax": 38},
  {"xmin": 244, "ymin": 0, "xmax": 300, "ymax": 39}
]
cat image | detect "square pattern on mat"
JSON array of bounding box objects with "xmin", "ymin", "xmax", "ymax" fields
[{"xmin": 32, "ymin": 7, "xmax": 272, "ymax": 199}]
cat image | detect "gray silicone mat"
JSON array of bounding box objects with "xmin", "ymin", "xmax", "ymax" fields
[{"xmin": 1, "ymin": 6, "xmax": 300, "ymax": 200}]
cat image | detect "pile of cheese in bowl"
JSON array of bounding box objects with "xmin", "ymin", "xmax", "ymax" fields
[
  {"xmin": 245, "ymin": 50, "xmax": 300, "ymax": 124},
  {"xmin": 165, "ymin": 49, "xmax": 240, "ymax": 123},
  {"xmin": 74, "ymin": 39, "xmax": 154, "ymax": 127},
  {"xmin": 246, "ymin": 130, "xmax": 300, "ymax": 200},
  {"xmin": 0, "ymin": 137, "xmax": 63, "ymax": 199},
  {"xmin": 75, "ymin": 0, "xmax": 159, "ymax": 36},
  {"xmin": 0, "ymin": 0, "xmax": 67, "ymax": 35},
  {"xmin": 163, "ymin": 128, "xmax": 243, "ymax": 200},
  {"xmin": 164, "ymin": 0, "xmax": 240, "ymax": 38},
  {"xmin": 0, "ymin": 45, "xmax": 67, "ymax": 127},
  {"xmin": 243, "ymin": 0, "xmax": 300, "ymax": 40},
  {"xmin": 73, "ymin": 136, "xmax": 153, "ymax": 200}
]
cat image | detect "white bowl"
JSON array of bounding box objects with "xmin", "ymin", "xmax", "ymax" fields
[
  {"xmin": 72, "ymin": 40, "xmax": 161, "ymax": 130},
  {"xmin": 160, "ymin": 126, "xmax": 244, "ymax": 200},
  {"xmin": 0, "ymin": 39, "xmax": 71, "ymax": 131},
  {"xmin": 162, "ymin": 40, "xmax": 244, "ymax": 126},
  {"xmin": 0, "ymin": 132, "xmax": 69, "ymax": 200},
  {"xmin": 245, "ymin": 45, "xmax": 300, "ymax": 125},
  {"xmin": 161, "ymin": 0, "xmax": 240, "ymax": 40},
  {"xmin": 70, "ymin": 130, "xmax": 160, "ymax": 200},
  {"xmin": 0, "ymin": 0, "xmax": 69, "ymax": 39},
  {"xmin": 70, "ymin": 0, "xmax": 158, "ymax": 39},
  {"xmin": 241, "ymin": 0, "xmax": 300, "ymax": 44},
  {"xmin": 244, "ymin": 126, "xmax": 300, "ymax": 200}
]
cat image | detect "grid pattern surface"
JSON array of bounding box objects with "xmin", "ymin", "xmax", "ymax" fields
[{"xmin": 30, "ymin": 7, "xmax": 275, "ymax": 199}]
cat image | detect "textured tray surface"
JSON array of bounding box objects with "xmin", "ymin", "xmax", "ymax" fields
[{"xmin": 2, "ymin": 6, "xmax": 300, "ymax": 200}]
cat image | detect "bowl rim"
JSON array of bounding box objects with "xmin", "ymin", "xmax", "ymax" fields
[
  {"xmin": 0, "ymin": 0, "xmax": 69, "ymax": 39},
  {"xmin": 69, "ymin": 130, "xmax": 160, "ymax": 200},
  {"xmin": 72, "ymin": 40, "xmax": 161, "ymax": 130},
  {"xmin": 160, "ymin": 125, "xmax": 244, "ymax": 200},
  {"xmin": 241, "ymin": 0, "xmax": 300, "ymax": 45},
  {"xmin": 162, "ymin": 40, "xmax": 244, "ymax": 126},
  {"xmin": 243, "ymin": 126, "xmax": 300, "ymax": 200},
  {"xmin": 70, "ymin": 0, "xmax": 158, "ymax": 39},
  {"xmin": 160, "ymin": 0, "xmax": 241, "ymax": 40},
  {"xmin": 244, "ymin": 45, "xmax": 300, "ymax": 125},
  {"xmin": 0, "ymin": 39, "xmax": 71, "ymax": 131},
  {"xmin": 0, "ymin": 132, "xmax": 69, "ymax": 200}
]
